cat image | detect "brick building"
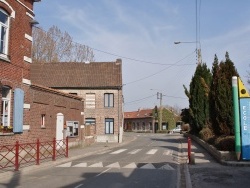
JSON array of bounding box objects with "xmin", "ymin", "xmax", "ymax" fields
[
  {"xmin": 30, "ymin": 60, "xmax": 124, "ymax": 143},
  {"xmin": 124, "ymin": 109, "xmax": 155, "ymax": 133},
  {"xmin": 0, "ymin": 0, "xmax": 85, "ymax": 146}
]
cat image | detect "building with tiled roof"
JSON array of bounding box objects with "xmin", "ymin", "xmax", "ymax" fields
[
  {"xmin": 30, "ymin": 59, "xmax": 123, "ymax": 143},
  {"xmin": 124, "ymin": 109, "xmax": 156, "ymax": 132}
]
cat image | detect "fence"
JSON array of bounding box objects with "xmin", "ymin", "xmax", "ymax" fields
[{"xmin": 0, "ymin": 137, "xmax": 68, "ymax": 171}]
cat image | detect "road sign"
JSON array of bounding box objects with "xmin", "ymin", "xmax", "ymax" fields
[{"xmin": 240, "ymin": 98, "xmax": 250, "ymax": 160}]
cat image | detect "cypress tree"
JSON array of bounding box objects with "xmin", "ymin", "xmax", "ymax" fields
[
  {"xmin": 211, "ymin": 52, "xmax": 239, "ymax": 135},
  {"xmin": 184, "ymin": 63, "xmax": 212, "ymax": 134}
]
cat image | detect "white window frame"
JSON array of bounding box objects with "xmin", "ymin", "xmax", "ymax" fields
[
  {"xmin": 104, "ymin": 93, "xmax": 114, "ymax": 107},
  {"xmin": 0, "ymin": 9, "xmax": 9, "ymax": 59},
  {"xmin": 105, "ymin": 118, "xmax": 114, "ymax": 134},
  {"xmin": 85, "ymin": 93, "xmax": 95, "ymax": 109},
  {"xmin": 1, "ymin": 86, "xmax": 11, "ymax": 128},
  {"xmin": 41, "ymin": 114, "xmax": 45, "ymax": 128},
  {"xmin": 66, "ymin": 121, "xmax": 79, "ymax": 137},
  {"xmin": 85, "ymin": 118, "xmax": 96, "ymax": 125}
]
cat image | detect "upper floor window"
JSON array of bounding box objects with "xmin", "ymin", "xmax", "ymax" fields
[
  {"xmin": 86, "ymin": 93, "xmax": 95, "ymax": 109},
  {"xmin": 85, "ymin": 118, "xmax": 96, "ymax": 125},
  {"xmin": 1, "ymin": 86, "xmax": 11, "ymax": 130},
  {"xmin": 0, "ymin": 9, "xmax": 9, "ymax": 57},
  {"xmin": 104, "ymin": 93, "xmax": 114, "ymax": 107}
]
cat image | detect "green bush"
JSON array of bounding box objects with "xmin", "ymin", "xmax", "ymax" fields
[
  {"xmin": 214, "ymin": 136, "xmax": 235, "ymax": 151},
  {"xmin": 199, "ymin": 127, "xmax": 214, "ymax": 142}
]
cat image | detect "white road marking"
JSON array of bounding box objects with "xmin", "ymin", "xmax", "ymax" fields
[
  {"xmin": 106, "ymin": 162, "xmax": 120, "ymax": 168},
  {"xmin": 73, "ymin": 162, "xmax": 87, "ymax": 167},
  {"xmin": 56, "ymin": 162, "xmax": 72, "ymax": 167},
  {"xmin": 163, "ymin": 150, "xmax": 173, "ymax": 156},
  {"xmin": 128, "ymin": 149, "xmax": 142, "ymax": 154},
  {"xmin": 146, "ymin": 149, "xmax": 158, "ymax": 155},
  {"xmin": 123, "ymin": 162, "xmax": 137, "ymax": 169},
  {"xmin": 89, "ymin": 162, "xmax": 103, "ymax": 167},
  {"xmin": 140, "ymin": 163, "xmax": 155, "ymax": 169},
  {"xmin": 110, "ymin": 149, "xmax": 127, "ymax": 154},
  {"xmin": 95, "ymin": 168, "xmax": 111, "ymax": 177},
  {"xmin": 159, "ymin": 164, "xmax": 175, "ymax": 170}
]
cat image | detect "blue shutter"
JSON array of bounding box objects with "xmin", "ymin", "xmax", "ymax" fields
[{"xmin": 13, "ymin": 88, "xmax": 24, "ymax": 133}]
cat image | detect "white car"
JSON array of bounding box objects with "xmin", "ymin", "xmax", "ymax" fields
[{"xmin": 169, "ymin": 127, "xmax": 182, "ymax": 134}]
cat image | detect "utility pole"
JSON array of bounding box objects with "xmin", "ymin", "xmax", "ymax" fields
[{"xmin": 157, "ymin": 92, "xmax": 162, "ymax": 131}]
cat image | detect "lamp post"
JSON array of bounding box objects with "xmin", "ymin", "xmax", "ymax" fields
[{"xmin": 174, "ymin": 41, "xmax": 202, "ymax": 65}]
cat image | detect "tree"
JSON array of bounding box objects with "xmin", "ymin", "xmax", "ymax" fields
[
  {"xmin": 32, "ymin": 26, "xmax": 95, "ymax": 63},
  {"xmin": 184, "ymin": 63, "xmax": 212, "ymax": 134},
  {"xmin": 210, "ymin": 52, "xmax": 239, "ymax": 135}
]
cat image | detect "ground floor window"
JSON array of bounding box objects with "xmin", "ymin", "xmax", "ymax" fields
[
  {"xmin": 66, "ymin": 121, "xmax": 79, "ymax": 137},
  {"xmin": 1, "ymin": 86, "xmax": 11, "ymax": 132},
  {"xmin": 105, "ymin": 118, "xmax": 114, "ymax": 134}
]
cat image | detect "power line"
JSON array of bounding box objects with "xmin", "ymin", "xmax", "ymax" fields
[
  {"xmin": 33, "ymin": 26, "xmax": 196, "ymax": 67},
  {"xmin": 124, "ymin": 50, "xmax": 196, "ymax": 85}
]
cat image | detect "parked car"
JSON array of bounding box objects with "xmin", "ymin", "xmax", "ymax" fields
[{"xmin": 168, "ymin": 127, "xmax": 182, "ymax": 134}]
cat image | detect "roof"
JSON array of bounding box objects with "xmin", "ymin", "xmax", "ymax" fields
[
  {"xmin": 124, "ymin": 109, "xmax": 153, "ymax": 119},
  {"xmin": 30, "ymin": 59, "xmax": 122, "ymax": 89}
]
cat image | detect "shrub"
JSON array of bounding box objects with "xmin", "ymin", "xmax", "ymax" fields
[
  {"xmin": 199, "ymin": 127, "xmax": 214, "ymax": 142},
  {"xmin": 214, "ymin": 136, "xmax": 235, "ymax": 151}
]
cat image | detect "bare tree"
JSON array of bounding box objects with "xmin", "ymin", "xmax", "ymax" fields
[{"xmin": 32, "ymin": 26, "xmax": 94, "ymax": 63}]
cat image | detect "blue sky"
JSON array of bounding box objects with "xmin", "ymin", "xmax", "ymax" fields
[{"xmin": 34, "ymin": 0, "xmax": 250, "ymax": 112}]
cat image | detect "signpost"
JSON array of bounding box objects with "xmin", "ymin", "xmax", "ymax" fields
[{"xmin": 238, "ymin": 78, "xmax": 250, "ymax": 160}]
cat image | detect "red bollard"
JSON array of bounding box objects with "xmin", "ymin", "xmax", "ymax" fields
[
  {"xmin": 15, "ymin": 141, "xmax": 19, "ymax": 171},
  {"xmin": 65, "ymin": 137, "xmax": 69, "ymax": 158},
  {"xmin": 188, "ymin": 137, "xmax": 191, "ymax": 164},
  {"xmin": 36, "ymin": 139, "xmax": 40, "ymax": 165},
  {"xmin": 52, "ymin": 138, "xmax": 56, "ymax": 161}
]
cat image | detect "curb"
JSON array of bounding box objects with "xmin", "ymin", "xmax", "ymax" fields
[{"xmin": 184, "ymin": 133, "xmax": 250, "ymax": 167}]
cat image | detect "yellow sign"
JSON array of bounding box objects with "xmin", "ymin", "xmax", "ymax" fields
[{"xmin": 238, "ymin": 77, "xmax": 250, "ymax": 98}]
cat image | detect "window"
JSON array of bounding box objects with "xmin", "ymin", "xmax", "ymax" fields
[
  {"xmin": 85, "ymin": 118, "xmax": 96, "ymax": 125},
  {"xmin": 66, "ymin": 121, "xmax": 79, "ymax": 137},
  {"xmin": 86, "ymin": 93, "xmax": 95, "ymax": 109},
  {"xmin": 0, "ymin": 9, "xmax": 9, "ymax": 57},
  {"xmin": 41, "ymin": 114, "xmax": 45, "ymax": 128},
  {"xmin": 1, "ymin": 86, "xmax": 11, "ymax": 128},
  {"xmin": 105, "ymin": 118, "xmax": 114, "ymax": 134},
  {"xmin": 104, "ymin": 93, "xmax": 114, "ymax": 107}
]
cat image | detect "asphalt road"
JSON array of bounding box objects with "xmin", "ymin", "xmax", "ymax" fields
[{"xmin": 0, "ymin": 133, "xmax": 185, "ymax": 188}]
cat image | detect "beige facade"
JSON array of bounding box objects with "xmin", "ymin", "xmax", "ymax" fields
[{"xmin": 60, "ymin": 88, "xmax": 123, "ymax": 143}]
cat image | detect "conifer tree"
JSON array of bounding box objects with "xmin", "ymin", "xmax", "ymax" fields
[
  {"xmin": 211, "ymin": 52, "xmax": 239, "ymax": 135},
  {"xmin": 184, "ymin": 63, "xmax": 212, "ymax": 134}
]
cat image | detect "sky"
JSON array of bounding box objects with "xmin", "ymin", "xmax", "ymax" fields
[{"xmin": 33, "ymin": 0, "xmax": 250, "ymax": 112}]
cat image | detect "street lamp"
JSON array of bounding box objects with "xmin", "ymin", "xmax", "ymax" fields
[
  {"xmin": 174, "ymin": 41, "xmax": 202, "ymax": 65},
  {"xmin": 174, "ymin": 41, "xmax": 197, "ymax": 44}
]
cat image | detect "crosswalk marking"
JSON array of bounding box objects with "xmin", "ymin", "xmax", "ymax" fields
[
  {"xmin": 128, "ymin": 149, "xmax": 142, "ymax": 154},
  {"xmin": 106, "ymin": 162, "xmax": 120, "ymax": 168},
  {"xmin": 73, "ymin": 162, "xmax": 87, "ymax": 167},
  {"xmin": 56, "ymin": 162, "xmax": 72, "ymax": 167},
  {"xmin": 110, "ymin": 149, "xmax": 127, "ymax": 154},
  {"xmin": 140, "ymin": 163, "xmax": 155, "ymax": 169},
  {"xmin": 146, "ymin": 149, "xmax": 158, "ymax": 155},
  {"xmin": 123, "ymin": 162, "xmax": 137, "ymax": 169},
  {"xmin": 89, "ymin": 162, "xmax": 103, "ymax": 167},
  {"xmin": 163, "ymin": 150, "xmax": 173, "ymax": 156},
  {"xmin": 56, "ymin": 162, "xmax": 175, "ymax": 171},
  {"xmin": 159, "ymin": 164, "xmax": 175, "ymax": 170}
]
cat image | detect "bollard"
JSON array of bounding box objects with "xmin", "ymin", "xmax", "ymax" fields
[
  {"xmin": 188, "ymin": 137, "xmax": 191, "ymax": 163},
  {"xmin": 187, "ymin": 137, "xmax": 195, "ymax": 164}
]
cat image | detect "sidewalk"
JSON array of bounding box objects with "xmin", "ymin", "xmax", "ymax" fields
[{"xmin": 0, "ymin": 133, "xmax": 136, "ymax": 181}]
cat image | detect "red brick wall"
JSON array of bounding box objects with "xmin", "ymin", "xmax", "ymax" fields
[{"xmin": 0, "ymin": 0, "xmax": 35, "ymax": 145}]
